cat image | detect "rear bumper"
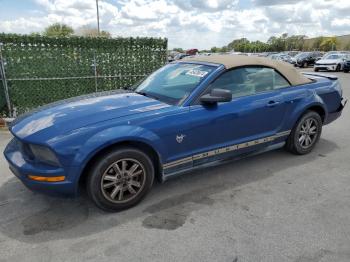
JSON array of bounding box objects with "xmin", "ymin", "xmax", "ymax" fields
[
  {"xmin": 3, "ymin": 138, "xmax": 79, "ymax": 197},
  {"xmin": 324, "ymin": 98, "xmax": 347, "ymax": 125}
]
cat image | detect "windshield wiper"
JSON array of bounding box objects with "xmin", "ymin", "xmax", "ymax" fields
[{"xmin": 135, "ymin": 91, "xmax": 160, "ymax": 101}]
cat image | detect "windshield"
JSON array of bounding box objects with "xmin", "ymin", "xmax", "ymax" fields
[
  {"xmin": 324, "ymin": 54, "xmax": 342, "ymax": 60},
  {"xmin": 135, "ymin": 63, "xmax": 215, "ymax": 105}
]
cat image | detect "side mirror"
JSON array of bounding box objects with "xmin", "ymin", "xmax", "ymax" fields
[{"xmin": 200, "ymin": 88, "xmax": 232, "ymax": 104}]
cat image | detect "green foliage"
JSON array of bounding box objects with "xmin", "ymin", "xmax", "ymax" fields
[
  {"xmin": 0, "ymin": 33, "xmax": 168, "ymax": 115},
  {"xmin": 345, "ymin": 41, "xmax": 350, "ymax": 50},
  {"xmin": 210, "ymin": 46, "xmax": 220, "ymax": 53},
  {"xmin": 320, "ymin": 37, "xmax": 337, "ymax": 51},
  {"xmin": 43, "ymin": 23, "xmax": 74, "ymax": 37},
  {"xmin": 222, "ymin": 34, "xmax": 306, "ymax": 53},
  {"xmin": 312, "ymin": 36, "xmax": 324, "ymax": 50},
  {"xmin": 172, "ymin": 48, "xmax": 184, "ymax": 53},
  {"xmin": 77, "ymin": 26, "xmax": 111, "ymax": 38}
]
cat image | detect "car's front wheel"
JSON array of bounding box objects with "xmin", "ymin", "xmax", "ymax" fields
[
  {"xmin": 87, "ymin": 147, "xmax": 155, "ymax": 211},
  {"xmin": 336, "ymin": 64, "xmax": 341, "ymax": 72},
  {"xmin": 285, "ymin": 111, "xmax": 322, "ymax": 155}
]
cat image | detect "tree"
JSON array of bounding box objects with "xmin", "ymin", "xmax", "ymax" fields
[
  {"xmin": 29, "ymin": 32, "xmax": 41, "ymax": 37},
  {"xmin": 267, "ymin": 36, "xmax": 285, "ymax": 51},
  {"xmin": 172, "ymin": 48, "xmax": 184, "ymax": 53},
  {"xmin": 43, "ymin": 23, "xmax": 74, "ymax": 37},
  {"xmin": 210, "ymin": 46, "xmax": 220, "ymax": 53},
  {"xmin": 76, "ymin": 26, "xmax": 111, "ymax": 38},
  {"xmin": 320, "ymin": 37, "xmax": 337, "ymax": 51},
  {"xmin": 312, "ymin": 37, "xmax": 324, "ymax": 50},
  {"xmin": 345, "ymin": 41, "xmax": 350, "ymax": 51}
]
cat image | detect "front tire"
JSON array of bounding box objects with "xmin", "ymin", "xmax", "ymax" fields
[
  {"xmin": 285, "ymin": 111, "xmax": 322, "ymax": 155},
  {"xmin": 87, "ymin": 147, "xmax": 155, "ymax": 212},
  {"xmin": 336, "ymin": 64, "xmax": 341, "ymax": 72}
]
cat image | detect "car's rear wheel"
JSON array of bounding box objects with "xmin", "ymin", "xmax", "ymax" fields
[
  {"xmin": 344, "ymin": 69, "xmax": 349, "ymax": 73},
  {"xmin": 314, "ymin": 68, "xmax": 319, "ymax": 72},
  {"xmin": 285, "ymin": 111, "xmax": 322, "ymax": 155},
  {"xmin": 87, "ymin": 147, "xmax": 154, "ymax": 211}
]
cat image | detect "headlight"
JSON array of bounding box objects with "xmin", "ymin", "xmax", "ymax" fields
[{"xmin": 29, "ymin": 144, "xmax": 60, "ymax": 166}]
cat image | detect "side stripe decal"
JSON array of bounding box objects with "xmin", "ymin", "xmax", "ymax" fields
[{"xmin": 163, "ymin": 130, "xmax": 291, "ymax": 170}]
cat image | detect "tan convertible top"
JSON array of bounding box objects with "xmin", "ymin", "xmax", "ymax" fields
[{"xmin": 183, "ymin": 55, "xmax": 313, "ymax": 86}]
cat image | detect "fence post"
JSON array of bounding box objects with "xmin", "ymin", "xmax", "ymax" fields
[
  {"xmin": 92, "ymin": 51, "xmax": 98, "ymax": 92},
  {"xmin": 0, "ymin": 43, "xmax": 12, "ymax": 118}
]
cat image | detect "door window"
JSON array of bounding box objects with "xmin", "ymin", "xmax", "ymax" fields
[{"xmin": 209, "ymin": 66, "xmax": 290, "ymax": 98}]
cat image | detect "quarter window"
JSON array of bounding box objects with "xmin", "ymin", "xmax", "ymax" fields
[{"xmin": 209, "ymin": 66, "xmax": 290, "ymax": 98}]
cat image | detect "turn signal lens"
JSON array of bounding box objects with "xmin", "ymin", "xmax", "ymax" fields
[{"xmin": 28, "ymin": 175, "xmax": 65, "ymax": 182}]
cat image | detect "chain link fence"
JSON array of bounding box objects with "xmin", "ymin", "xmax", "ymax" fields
[{"xmin": 0, "ymin": 34, "xmax": 168, "ymax": 117}]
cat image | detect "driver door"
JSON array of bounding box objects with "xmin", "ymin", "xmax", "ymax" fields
[{"xmin": 186, "ymin": 66, "xmax": 290, "ymax": 166}]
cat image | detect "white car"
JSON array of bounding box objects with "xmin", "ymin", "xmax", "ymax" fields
[{"xmin": 314, "ymin": 53, "xmax": 348, "ymax": 72}]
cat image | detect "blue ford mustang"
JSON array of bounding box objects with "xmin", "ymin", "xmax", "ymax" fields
[{"xmin": 3, "ymin": 55, "xmax": 346, "ymax": 211}]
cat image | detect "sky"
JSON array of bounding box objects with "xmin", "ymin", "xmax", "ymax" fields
[{"xmin": 0, "ymin": 0, "xmax": 349, "ymax": 49}]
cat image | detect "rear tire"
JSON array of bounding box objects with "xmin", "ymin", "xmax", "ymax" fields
[
  {"xmin": 344, "ymin": 69, "xmax": 349, "ymax": 73},
  {"xmin": 285, "ymin": 111, "xmax": 322, "ymax": 155},
  {"xmin": 87, "ymin": 147, "xmax": 155, "ymax": 212},
  {"xmin": 314, "ymin": 68, "xmax": 319, "ymax": 72}
]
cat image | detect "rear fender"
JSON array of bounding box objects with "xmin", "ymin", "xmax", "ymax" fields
[{"xmin": 286, "ymin": 95, "xmax": 327, "ymax": 131}]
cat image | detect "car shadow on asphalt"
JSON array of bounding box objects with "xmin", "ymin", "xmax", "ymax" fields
[{"xmin": 0, "ymin": 138, "xmax": 339, "ymax": 243}]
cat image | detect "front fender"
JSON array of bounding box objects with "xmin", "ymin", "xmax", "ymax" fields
[{"xmin": 71, "ymin": 125, "xmax": 165, "ymax": 178}]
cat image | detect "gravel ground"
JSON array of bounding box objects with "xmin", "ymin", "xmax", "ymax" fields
[{"xmin": 0, "ymin": 68, "xmax": 349, "ymax": 262}]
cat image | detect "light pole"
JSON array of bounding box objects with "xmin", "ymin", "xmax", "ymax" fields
[{"xmin": 96, "ymin": 0, "xmax": 100, "ymax": 35}]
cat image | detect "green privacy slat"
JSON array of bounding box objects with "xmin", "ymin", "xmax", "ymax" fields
[{"xmin": 0, "ymin": 34, "xmax": 168, "ymax": 115}]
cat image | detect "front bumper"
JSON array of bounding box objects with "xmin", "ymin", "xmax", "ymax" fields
[
  {"xmin": 325, "ymin": 98, "xmax": 347, "ymax": 125},
  {"xmin": 314, "ymin": 64, "xmax": 337, "ymax": 71},
  {"xmin": 3, "ymin": 138, "xmax": 79, "ymax": 197}
]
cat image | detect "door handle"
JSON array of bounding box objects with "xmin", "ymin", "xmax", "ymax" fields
[{"xmin": 266, "ymin": 100, "xmax": 280, "ymax": 107}]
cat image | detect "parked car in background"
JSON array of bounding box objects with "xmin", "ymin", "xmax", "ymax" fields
[
  {"xmin": 269, "ymin": 53, "xmax": 294, "ymax": 64},
  {"xmin": 314, "ymin": 53, "xmax": 348, "ymax": 72},
  {"xmin": 174, "ymin": 53, "xmax": 190, "ymax": 60},
  {"xmin": 4, "ymin": 55, "xmax": 346, "ymax": 211},
  {"xmin": 186, "ymin": 49, "xmax": 199, "ymax": 56},
  {"xmin": 293, "ymin": 52, "xmax": 322, "ymax": 68},
  {"xmin": 343, "ymin": 56, "xmax": 350, "ymax": 73},
  {"xmin": 284, "ymin": 51, "xmax": 300, "ymax": 57}
]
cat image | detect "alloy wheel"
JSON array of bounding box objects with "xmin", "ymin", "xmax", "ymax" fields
[
  {"xmin": 101, "ymin": 158, "xmax": 146, "ymax": 203},
  {"xmin": 298, "ymin": 118, "xmax": 318, "ymax": 149}
]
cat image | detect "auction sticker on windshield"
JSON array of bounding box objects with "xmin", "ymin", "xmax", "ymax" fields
[{"xmin": 186, "ymin": 69, "xmax": 209, "ymax": 78}]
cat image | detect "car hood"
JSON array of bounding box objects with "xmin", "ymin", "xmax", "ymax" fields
[
  {"xmin": 10, "ymin": 90, "xmax": 171, "ymax": 140},
  {"xmin": 316, "ymin": 59, "xmax": 341, "ymax": 64}
]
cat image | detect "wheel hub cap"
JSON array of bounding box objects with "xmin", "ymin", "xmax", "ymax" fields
[
  {"xmin": 298, "ymin": 118, "xmax": 318, "ymax": 149},
  {"xmin": 101, "ymin": 158, "xmax": 146, "ymax": 203}
]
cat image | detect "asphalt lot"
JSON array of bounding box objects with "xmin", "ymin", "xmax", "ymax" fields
[{"xmin": 0, "ymin": 68, "xmax": 350, "ymax": 262}]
